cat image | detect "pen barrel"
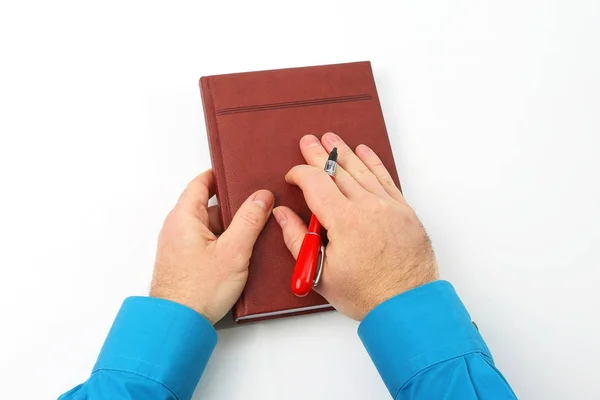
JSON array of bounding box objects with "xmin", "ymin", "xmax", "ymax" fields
[
  {"xmin": 291, "ymin": 233, "xmax": 322, "ymax": 297},
  {"xmin": 290, "ymin": 161, "xmax": 335, "ymax": 296},
  {"xmin": 307, "ymin": 214, "xmax": 321, "ymax": 233}
]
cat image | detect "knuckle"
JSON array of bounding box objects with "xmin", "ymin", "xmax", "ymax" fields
[
  {"xmin": 381, "ymin": 177, "xmax": 397, "ymax": 188},
  {"xmin": 290, "ymin": 164, "xmax": 316, "ymax": 180},
  {"xmin": 239, "ymin": 210, "xmax": 262, "ymax": 229},
  {"xmin": 339, "ymin": 146, "xmax": 354, "ymax": 157},
  {"xmin": 309, "ymin": 146, "xmax": 328, "ymax": 158},
  {"xmin": 376, "ymin": 197, "xmax": 390, "ymax": 209},
  {"xmin": 288, "ymin": 233, "xmax": 304, "ymax": 252},
  {"xmin": 354, "ymin": 165, "xmax": 370, "ymax": 178},
  {"xmin": 218, "ymin": 240, "xmax": 250, "ymax": 264},
  {"xmin": 291, "ymin": 164, "xmax": 306, "ymax": 174},
  {"xmin": 367, "ymin": 198, "xmax": 391, "ymax": 215},
  {"xmin": 370, "ymin": 159, "xmax": 385, "ymax": 168}
]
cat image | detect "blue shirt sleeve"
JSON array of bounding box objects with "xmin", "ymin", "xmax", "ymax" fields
[
  {"xmin": 358, "ymin": 281, "xmax": 517, "ymax": 399},
  {"xmin": 59, "ymin": 296, "xmax": 217, "ymax": 400}
]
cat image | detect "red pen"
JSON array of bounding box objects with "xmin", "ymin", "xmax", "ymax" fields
[{"xmin": 291, "ymin": 147, "xmax": 338, "ymax": 297}]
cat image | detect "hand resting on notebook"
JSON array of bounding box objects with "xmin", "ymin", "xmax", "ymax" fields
[
  {"xmin": 149, "ymin": 170, "xmax": 275, "ymax": 324},
  {"xmin": 273, "ymin": 132, "xmax": 438, "ymax": 320}
]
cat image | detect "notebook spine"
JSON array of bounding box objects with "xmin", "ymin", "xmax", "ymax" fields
[{"xmin": 199, "ymin": 77, "xmax": 247, "ymax": 320}]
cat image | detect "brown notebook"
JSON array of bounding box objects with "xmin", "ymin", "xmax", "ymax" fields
[{"xmin": 199, "ymin": 61, "xmax": 400, "ymax": 323}]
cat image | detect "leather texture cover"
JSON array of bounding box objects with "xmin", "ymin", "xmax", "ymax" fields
[{"xmin": 199, "ymin": 61, "xmax": 400, "ymax": 323}]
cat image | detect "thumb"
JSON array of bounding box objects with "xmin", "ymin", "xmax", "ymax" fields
[
  {"xmin": 272, "ymin": 206, "xmax": 308, "ymax": 259},
  {"xmin": 218, "ymin": 190, "xmax": 274, "ymax": 260}
]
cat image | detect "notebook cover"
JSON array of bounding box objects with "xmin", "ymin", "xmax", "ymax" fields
[{"xmin": 199, "ymin": 61, "xmax": 400, "ymax": 323}]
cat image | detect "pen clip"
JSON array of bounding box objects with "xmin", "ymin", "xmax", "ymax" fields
[{"xmin": 313, "ymin": 245, "xmax": 325, "ymax": 287}]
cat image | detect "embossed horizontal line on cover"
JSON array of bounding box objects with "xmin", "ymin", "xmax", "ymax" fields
[{"xmin": 215, "ymin": 94, "xmax": 372, "ymax": 116}]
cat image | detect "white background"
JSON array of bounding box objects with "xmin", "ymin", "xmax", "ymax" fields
[{"xmin": 1, "ymin": 1, "xmax": 599, "ymax": 399}]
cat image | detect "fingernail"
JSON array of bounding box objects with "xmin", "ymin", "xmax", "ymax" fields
[
  {"xmin": 301, "ymin": 134, "xmax": 320, "ymax": 147},
  {"xmin": 356, "ymin": 144, "xmax": 373, "ymax": 156},
  {"xmin": 273, "ymin": 207, "xmax": 287, "ymax": 227},
  {"xmin": 253, "ymin": 190, "xmax": 274, "ymax": 211},
  {"xmin": 323, "ymin": 132, "xmax": 341, "ymax": 144}
]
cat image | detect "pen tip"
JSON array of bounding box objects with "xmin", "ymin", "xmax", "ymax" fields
[{"xmin": 329, "ymin": 147, "xmax": 338, "ymax": 162}]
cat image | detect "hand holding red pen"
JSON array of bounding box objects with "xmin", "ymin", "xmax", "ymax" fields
[
  {"xmin": 290, "ymin": 147, "xmax": 338, "ymax": 296},
  {"xmin": 273, "ymin": 133, "xmax": 438, "ymax": 321}
]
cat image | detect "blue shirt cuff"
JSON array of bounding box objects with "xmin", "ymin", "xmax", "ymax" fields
[
  {"xmin": 357, "ymin": 281, "xmax": 491, "ymax": 398},
  {"xmin": 93, "ymin": 296, "xmax": 217, "ymax": 400}
]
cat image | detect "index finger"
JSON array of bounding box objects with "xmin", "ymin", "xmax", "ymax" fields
[{"xmin": 285, "ymin": 164, "xmax": 349, "ymax": 229}]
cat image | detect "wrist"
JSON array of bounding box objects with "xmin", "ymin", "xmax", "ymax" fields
[
  {"xmin": 363, "ymin": 276, "xmax": 438, "ymax": 320},
  {"xmin": 149, "ymin": 286, "xmax": 216, "ymax": 324}
]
